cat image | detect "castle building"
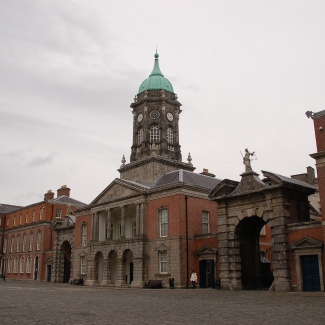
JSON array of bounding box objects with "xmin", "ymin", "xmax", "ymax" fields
[{"xmin": 0, "ymin": 186, "xmax": 85, "ymax": 281}]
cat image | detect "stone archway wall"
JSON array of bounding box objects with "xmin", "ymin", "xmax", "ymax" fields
[
  {"xmin": 52, "ymin": 226, "xmax": 75, "ymax": 283},
  {"xmin": 217, "ymin": 192, "xmax": 292, "ymax": 292}
]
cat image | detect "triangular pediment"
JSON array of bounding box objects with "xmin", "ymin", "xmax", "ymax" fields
[
  {"xmin": 291, "ymin": 237, "xmax": 323, "ymax": 250},
  {"xmin": 91, "ymin": 179, "xmax": 146, "ymax": 205},
  {"xmin": 195, "ymin": 245, "xmax": 218, "ymax": 256}
]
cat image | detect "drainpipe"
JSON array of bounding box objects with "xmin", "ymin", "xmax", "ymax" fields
[{"xmin": 185, "ymin": 196, "xmax": 189, "ymax": 289}]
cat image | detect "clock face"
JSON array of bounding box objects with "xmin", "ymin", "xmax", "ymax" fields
[
  {"xmin": 150, "ymin": 110, "xmax": 160, "ymax": 119},
  {"xmin": 137, "ymin": 113, "xmax": 143, "ymax": 123},
  {"xmin": 167, "ymin": 112, "xmax": 174, "ymax": 122}
]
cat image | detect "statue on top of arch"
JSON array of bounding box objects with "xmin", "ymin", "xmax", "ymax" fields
[{"xmin": 243, "ymin": 148, "xmax": 255, "ymax": 172}]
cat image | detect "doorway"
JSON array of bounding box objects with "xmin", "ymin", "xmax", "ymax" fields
[
  {"xmin": 61, "ymin": 241, "xmax": 72, "ymax": 283},
  {"xmin": 34, "ymin": 256, "xmax": 39, "ymax": 280},
  {"xmin": 47, "ymin": 265, "xmax": 52, "ymax": 282},
  {"xmin": 199, "ymin": 260, "xmax": 215, "ymax": 288},
  {"xmin": 301, "ymin": 255, "xmax": 321, "ymax": 291}
]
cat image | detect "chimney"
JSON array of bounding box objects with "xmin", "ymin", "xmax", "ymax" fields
[
  {"xmin": 44, "ymin": 190, "xmax": 54, "ymax": 200},
  {"xmin": 57, "ymin": 185, "xmax": 70, "ymax": 197},
  {"xmin": 200, "ymin": 168, "xmax": 216, "ymax": 178}
]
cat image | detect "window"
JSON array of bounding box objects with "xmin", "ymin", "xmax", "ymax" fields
[
  {"xmin": 167, "ymin": 127, "xmax": 173, "ymax": 144},
  {"xmin": 40, "ymin": 208, "xmax": 43, "ymax": 220},
  {"xmin": 22, "ymin": 234, "xmax": 27, "ymax": 252},
  {"xmin": 202, "ymin": 211, "xmax": 210, "ymax": 234},
  {"xmin": 36, "ymin": 231, "xmax": 41, "ymax": 250},
  {"xmin": 16, "ymin": 235, "xmax": 20, "ymax": 252},
  {"xmin": 159, "ymin": 208, "xmax": 168, "ymax": 237},
  {"xmin": 19, "ymin": 214, "xmax": 22, "ymax": 225},
  {"xmin": 20, "ymin": 257, "xmax": 25, "ymax": 273},
  {"xmin": 7, "ymin": 217, "xmax": 9, "ymax": 226},
  {"xmin": 26, "ymin": 256, "xmax": 31, "ymax": 273},
  {"xmin": 80, "ymin": 256, "xmax": 86, "ymax": 274},
  {"xmin": 138, "ymin": 128, "xmax": 143, "ymax": 145},
  {"xmin": 159, "ymin": 251, "xmax": 167, "ymax": 274},
  {"xmin": 132, "ymin": 222, "xmax": 136, "ymax": 238},
  {"xmin": 29, "ymin": 232, "xmax": 34, "ymax": 251},
  {"xmin": 14, "ymin": 216, "xmax": 16, "ymax": 226},
  {"xmin": 14, "ymin": 257, "xmax": 18, "ymax": 273},
  {"xmin": 56, "ymin": 209, "xmax": 62, "ymax": 218},
  {"xmin": 26, "ymin": 212, "xmax": 28, "ymax": 223},
  {"xmin": 10, "ymin": 236, "xmax": 14, "ymax": 253},
  {"xmin": 8, "ymin": 258, "xmax": 12, "ymax": 273},
  {"xmin": 32, "ymin": 210, "xmax": 35, "ymax": 222},
  {"xmin": 3, "ymin": 237, "xmax": 7, "ymax": 253},
  {"xmin": 81, "ymin": 223, "xmax": 87, "ymax": 246},
  {"xmin": 150, "ymin": 125, "xmax": 160, "ymax": 143}
]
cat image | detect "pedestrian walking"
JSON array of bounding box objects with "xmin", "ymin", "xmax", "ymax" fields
[{"xmin": 190, "ymin": 270, "xmax": 197, "ymax": 289}]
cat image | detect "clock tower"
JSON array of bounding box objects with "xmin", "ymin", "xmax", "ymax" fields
[{"xmin": 119, "ymin": 52, "xmax": 195, "ymax": 183}]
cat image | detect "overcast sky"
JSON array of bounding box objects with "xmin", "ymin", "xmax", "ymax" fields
[{"xmin": 1, "ymin": 0, "xmax": 324, "ymax": 206}]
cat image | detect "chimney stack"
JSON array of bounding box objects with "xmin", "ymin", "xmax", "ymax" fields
[
  {"xmin": 57, "ymin": 185, "xmax": 70, "ymax": 197},
  {"xmin": 200, "ymin": 168, "xmax": 216, "ymax": 178},
  {"xmin": 44, "ymin": 190, "xmax": 54, "ymax": 200}
]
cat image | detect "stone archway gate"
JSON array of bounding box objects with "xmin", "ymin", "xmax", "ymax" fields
[{"xmin": 209, "ymin": 170, "xmax": 316, "ymax": 292}]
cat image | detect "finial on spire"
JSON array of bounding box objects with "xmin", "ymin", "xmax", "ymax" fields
[
  {"xmin": 187, "ymin": 153, "xmax": 193, "ymax": 166},
  {"xmin": 121, "ymin": 154, "xmax": 126, "ymax": 167}
]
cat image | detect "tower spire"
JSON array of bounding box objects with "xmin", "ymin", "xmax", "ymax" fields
[{"xmin": 150, "ymin": 51, "xmax": 164, "ymax": 77}]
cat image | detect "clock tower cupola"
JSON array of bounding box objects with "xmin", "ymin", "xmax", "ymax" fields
[{"xmin": 130, "ymin": 52, "xmax": 182, "ymax": 162}]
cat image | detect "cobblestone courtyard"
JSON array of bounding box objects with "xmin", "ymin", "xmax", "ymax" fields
[{"xmin": 0, "ymin": 281, "xmax": 324, "ymax": 325}]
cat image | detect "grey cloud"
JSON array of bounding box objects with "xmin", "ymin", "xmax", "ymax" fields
[{"xmin": 26, "ymin": 153, "xmax": 56, "ymax": 168}]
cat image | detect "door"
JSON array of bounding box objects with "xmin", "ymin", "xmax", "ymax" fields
[
  {"xmin": 47, "ymin": 265, "xmax": 51, "ymax": 282},
  {"xmin": 199, "ymin": 260, "xmax": 206, "ymax": 288},
  {"xmin": 129, "ymin": 262, "xmax": 133, "ymax": 284},
  {"xmin": 34, "ymin": 256, "xmax": 39, "ymax": 280},
  {"xmin": 199, "ymin": 260, "xmax": 215, "ymax": 288},
  {"xmin": 301, "ymin": 255, "xmax": 321, "ymax": 291}
]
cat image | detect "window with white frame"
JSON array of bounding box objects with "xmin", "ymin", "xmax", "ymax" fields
[
  {"xmin": 82, "ymin": 223, "xmax": 87, "ymax": 246},
  {"xmin": 202, "ymin": 211, "xmax": 210, "ymax": 234},
  {"xmin": 167, "ymin": 127, "xmax": 173, "ymax": 144},
  {"xmin": 40, "ymin": 208, "xmax": 43, "ymax": 220},
  {"xmin": 56, "ymin": 209, "xmax": 62, "ymax": 218},
  {"xmin": 7, "ymin": 218, "xmax": 9, "ymax": 226},
  {"xmin": 20, "ymin": 257, "xmax": 25, "ymax": 273},
  {"xmin": 150, "ymin": 125, "xmax": 160, "ymax": 143},
  {"xmin": 32, "ymin": 210, "xmax": 35, "ymax": 222},
  {"xmin": 159, "ymin": 251, "xmax": 167, "ymax": 274},
  {"xmin": 26, "ymin": 256, "xmax": 31, "ymax": 273},
  {"xmin": 138, "ymin": 128, "xmax": 143, "ymax": 145},
  {"xmin": 36, "ymin": 231, "xmax": 41, "ymax": 250},
  {"xmin": 132, "ymin": 222, "xmax": 136, "ymax": 238},
  {"xmin": 80, "ymin": 256, "xmax": 86, "ymax": 274},
  {"xmin": 158, "ymin": 208, "xmax": 168, "ymax": 237},
  {"xmin": 19, "ymin": 214, "xmax": 22, "ymax": 225},
  {"xmin": 13, "ymin": 257, "xmax": 18, "ymax": 273},
  {"xmin": 16, "ymin": 235, "xmax": 20, "ymax": 252},
  {"xmin": 29, "ymin": 232, "xmax": 34, "ymax": 251},
  {"xmin": 10, "ymin": 236, "xmax": 14, "ymax": 253},
  {"xmin": 26, "ymin": 212, "xmax": 28, "ymax": 223},
  {"xmin": 8, "ymin": 258, "xmax": 12, "ymax": 273},
  {"xmin": 22, "ymin": 234, "xmax": 27, "ymax": 252},
  {"xmin": 14, "ymin": 216, "xmax": 16, "ymax": 226},
  {"xmin": 3, "ymin": 237, "xmax": 7, "ymax": 253}
]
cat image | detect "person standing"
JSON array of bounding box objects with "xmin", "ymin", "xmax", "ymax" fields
[{"xmin": 190, "ymin": 270, "xmax": 197, "ymax": 289}]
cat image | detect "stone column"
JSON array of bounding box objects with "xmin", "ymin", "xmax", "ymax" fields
[
  {"xmin": 107, "ymin": 208, "xmax": 112, "ymax": 240},
  {"xmin": 91, "ymin": 213, "xmax": 99, "ymax": 241},
  {"xmin": 115, "ymin": 258, "xmax": 124, "ymax": 286},
  {"xmin": 121, "ymin": 206, "xmax": 125, "ymax": 238},
  {"xmin": 101, "ymin": 258, "xmax": 108, "ymax": 285},
  {"xmin": 136, "ymin": 203, "xmax": 140, "ymax": 236},
  {"xmin": 131, "ymin": 256, "xmax": 146, "ymax": 288},
  {"xmin": 269, "ymin": 210, "xmax": 292, "ymax": 292}
]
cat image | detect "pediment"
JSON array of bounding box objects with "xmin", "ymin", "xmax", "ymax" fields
[
  {"xmin": 209, "ymin": 179, "xmax": 239, "ymax": 199},
  {"xmin": 195, "ymin": 245, "xmax": 218, "ymax": 256},
  {"xmin": 91, "ymin": 179, "xmax": 146, "ymax": 205},
  {"xmin": 291, "ymin": 237, "xmax": 323, "ymax": 250}
]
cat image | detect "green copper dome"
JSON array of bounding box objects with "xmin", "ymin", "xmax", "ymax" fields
[{"xmin": 138, "ymin": 52, "xmax": 174, "ymax": 94}]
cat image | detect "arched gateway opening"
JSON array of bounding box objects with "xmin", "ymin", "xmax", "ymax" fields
[
  {"xmin": 236, "ymin": 216, "xmax": 273, "ymax": 290},
  {"xmin": 108, "ymin": 250, "xmax": 118, "ymax": 284},
  {"xmin": 95, "ymin": 252, "xmax": 104, "ymax": 284},
  {"xmin": 60, "ymin": 241, "xmax": 72, "ymax": 283}
]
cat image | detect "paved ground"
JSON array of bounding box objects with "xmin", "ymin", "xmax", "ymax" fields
[{"xmin": 0, "ymin": 281, "xmax": 324, "ymax": 325}]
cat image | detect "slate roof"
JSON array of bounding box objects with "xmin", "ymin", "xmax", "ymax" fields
[
  {"xmin": 52, "ymin": 196, "xmax": 86, "ymax": 207},
  {"xmin": 263, "ymin": 171, "xmax": 317, "ymax": 190},
  {"xmin": 153, "ymin": 170, "xmax": 222, "ymax": 190},
  {"xmin": 0, "ymin": 204, "xmax": 22, "ymax": 214}
]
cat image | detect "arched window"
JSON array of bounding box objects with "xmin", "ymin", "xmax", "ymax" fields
[
  {"xmin": 167, "ymin": 127, "xmax": 173, "ymax": 144},
  {"xmin": 8, "ymin": 258, "xmax": 12, "ymax": 273},
  {"xmin": 22, "ymin": 233, "xmax": 27, "ymax": 252},
  {"xmin": 150, "ymin": 125, "xmax": 160, "ymax": 143},
  {"xmin": 29, "ymin": 232, "xmax": 34, "ymax": 252},
  {"xmin": 82, "ymin": 223, "xmax": 87, "ymax": 246},
  {"xmin": 138, "ymin": 128, "xmax": 143, "ymax": 145},
  {"xmin": 36, "ymin": 231, "xmax": 41, "ymax": 250},
  {"xmin": 26, "ymin": 256, "xmax": 32, "ymax": 273},
  {"xmin": 14, "ymin": 257, "xmax": 18, "ymax": 273}
]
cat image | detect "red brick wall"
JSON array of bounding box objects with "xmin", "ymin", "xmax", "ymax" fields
[{"xmin": 75, "ymin": 214, "xmax": 92, "ymax": 247}]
